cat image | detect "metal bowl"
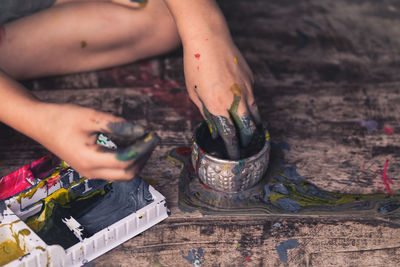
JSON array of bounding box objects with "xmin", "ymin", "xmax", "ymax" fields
[{"xmin": 191, "ymin": 122, "xmax": 270, "ymax": 193}]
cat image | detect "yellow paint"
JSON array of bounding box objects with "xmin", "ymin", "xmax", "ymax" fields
[
  {"xmin": 18, "ymin": 229, "xmax": 31, "ymax": 236},
  {"xmin": 234, "ymin": 57, "xmax": 238, "ymax": 64},
  {"xmin": 144, "ymin": 134, "xmax": 153, "ymax": 143},
  {"xmin": 0, "ymin": 240, "xmax": 26, "ymax": 265},
  {"xmin": 15, "ymin": 170, "xmax": 62, "ymax": 203},
  {"xmin": 223, "ymin": 165, "xmax": 228, "ymax": 171},
  {"xmin": 265, "ymin": 132, "xmax": 270, "ymax": 141},
  {"xmin": 35, "ymin": 246, "xmax": 46, "ymax": 251},
  {"xmin": 26, "ymin": 179, "xmax": 108, "ymax": 232},
  {"xmin": 230, "ymin": 83, "xmax": 242, "ymax": 96},
  {"xmin": 267, "ymin": 193, "xmax": 285, "ymax": 202},
  {"xmin": 166, "ymin": 151, "xmax": 184, "ymax": 170},
  {"xmin": 208, "ymin": 124, "xmax": 213, "ymax": 133}
]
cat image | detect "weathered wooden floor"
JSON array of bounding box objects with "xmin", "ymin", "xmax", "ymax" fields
[{"xmin": 1, "ymin": 0, "xmax": 400, "ymax": 266}]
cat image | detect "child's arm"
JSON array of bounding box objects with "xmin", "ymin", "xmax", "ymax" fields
[
  {"xmin": 163, "ymin": 0, "xmax": 261, "ymax": 159},
  {"xmin": 0, "ymin": 70, "xmax": 158, "ymax": 180}
]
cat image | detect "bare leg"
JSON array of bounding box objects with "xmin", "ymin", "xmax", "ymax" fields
[{"xmin": 0, "ymin": 0, "xmax": 180, "ymax": 79}]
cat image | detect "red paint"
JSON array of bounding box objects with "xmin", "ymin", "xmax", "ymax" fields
[
  {"xmin": 194, "ymin": 53, "xmax": 201, "ymax": 59},
  {"xmin": 197, "ymin": 66, "xmax": 200, "ymax": 71},
  {"xmin": 139, "ymin": 86, "xmax": 202, "ymax": 121},
  {"xmin": 176, "ymin": 147, "xmax": 192, "ymax": 156},
  {"xmin": 46, "ymin": 174, "xmax": 60, "ymax": 188},
  {"xmin": 0, "ymin": 167, "xmax": 34, "ymax": 200},
  {"xmin": 245, "ymin": 257, "xmax": 251, "ymax": 262},
  {"xmin": 199, "ymin": 147, "xmax": 207, "ymax": 154},
  {"xmin": 0, "ymin": 155, "xmax": 55, "ymax": 200},
  {"xmin": 382, "ymin": 158, "xmax": 393, "ymax": 195},
  {"xmin": 384, "ymin": 127, "xmax": 394, "ymax": 134},
  {"xmin": 200, "ymin": 183, "xmax": 213, "ymax": 190},
  {"xmin": 205, "ymin": 38, "xmax": 209, "ymax": 41}
]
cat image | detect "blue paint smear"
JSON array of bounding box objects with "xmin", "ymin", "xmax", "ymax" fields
[
  {"xmin": 358, "ymin": 119, "xmax": 378, "ymax": 134},
  {"xmin": 273, "ymin": 184, "xmax": 288, "ymax": 195},
  {"xmin": 272, "ymin": 222, "xmax": 281, "ymax": 227},
  {"xmin": 275, "ymin": 239, "xmax": 299, "ymax": 262},
  {"xmin": 378, "ymin": 201, "xmax": 400, "ymax": 214},
  {"xmin": 182, "ymin": 248, "xmax": 204, "ymax": 266},
  {"xmin": 284, "ymin": 165, "xmax": 304, "ymax": 181},
  {"xmin": 273, "ymin": 198, "xmax": 301, "ymax": 213}
]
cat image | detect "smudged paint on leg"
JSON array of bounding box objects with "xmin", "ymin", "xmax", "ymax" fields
[
  {"xmin": 80, "ymin": 41, "xmax": 87, "ymax": 48},
  {"xmin": 234, "ymin": 57, "xmax": 238, "ymax": 64},
  {"xmin": 194, "ymin": 53, "xmax": 201, "ymax": 60},
  {"xmin": 0, "ymin": 26, "xmax": 5, "ymax": 46},
  {"xmin": 107, "ymin": 120, "xmax": 145, "ymax": 138}
]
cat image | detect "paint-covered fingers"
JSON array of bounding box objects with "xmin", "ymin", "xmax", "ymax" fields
[
  {"xmin": 202, "ymin": 105, "xmax": 219, "ymax": 139},
  {"xmin": 103, "ymin": 119, "xmax": 146, "ymax": 139},
  {"xmin": 115, "ymin": 132, "xmax": 160, "ymax": 162},
  {"xmin": 89, "ymin": 111, "xmax": 146, "ymax": 139},
  {"xmin": 228, "ymin": 84, "xmax": 257, "ymax": 147},
  {"xmin": 245, "ymin": 92, "xmax": 262, "ymax": 126},
  {"xmin": 212, "ymin": 114, "xmax": 240, "ymax": 160},
  {"xmin": 87, "ymin": 132, "xmax": 160, "ymax": 180}
]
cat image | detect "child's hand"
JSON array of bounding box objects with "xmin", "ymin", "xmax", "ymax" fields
[
  {"xmin": 183, "ymin": 38, "xmax": 261, "ymax": 159},
  {"xmin": 36, "ymin": 103, "xmax": 159, "ymax": 180}
]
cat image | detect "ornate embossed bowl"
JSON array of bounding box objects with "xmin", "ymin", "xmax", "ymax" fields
[{"xmin": 191, "ymin": 122, "xmax": 270, "ymax": 193}]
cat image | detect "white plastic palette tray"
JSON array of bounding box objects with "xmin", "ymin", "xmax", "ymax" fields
[{"xmin": 1, "ymin": 185, "xmax": 169, "ymax": 267}]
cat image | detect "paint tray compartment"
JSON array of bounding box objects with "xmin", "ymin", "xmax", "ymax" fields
[
  {"xmin": 0, "ymin": 209, "xmax": 49, "ymax": 267},
  {"xmin": 0, "ymin": 155, "xmax": 169, "ymax": 267}
]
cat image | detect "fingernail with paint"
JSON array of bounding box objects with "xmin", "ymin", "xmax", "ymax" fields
[
  {"xmin": 116, "ymin": 132, "xmax": 160, "ymax": 162},
  {"xmin": 107, "ymin": 121, "xmax": 145, "ymax": 138}
]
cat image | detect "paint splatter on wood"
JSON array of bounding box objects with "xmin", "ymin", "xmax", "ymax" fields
[
  {"xmin": 384, "ymin": 127, "xmax": 394, "ymax": 135},
  {"xmin": 358, "ymin": 119, "xmax": 378, "ymax": 134},
  {"xmin": 382, "ymin": 159, "xmax": 393, "ymax": 195}
]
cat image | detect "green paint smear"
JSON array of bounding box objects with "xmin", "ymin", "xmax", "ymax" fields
[{"xmin": 269, "ymin": 171, "xmax": 389, "ymax": 208}]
